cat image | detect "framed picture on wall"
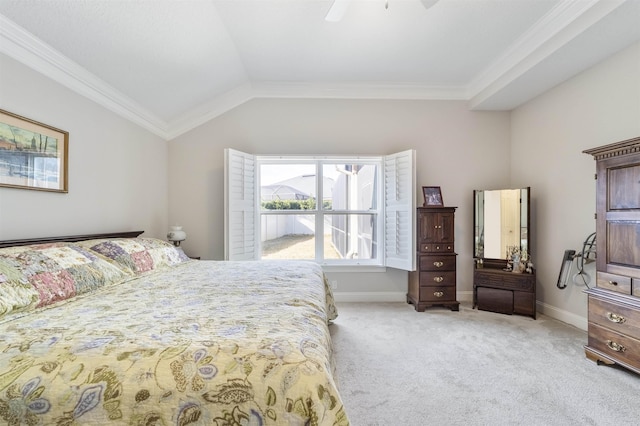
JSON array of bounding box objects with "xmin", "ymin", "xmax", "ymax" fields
[
  {"xmin": 0, "ymin": 109, "xmax": 68, "ymax": 193},
  {"xmin": 423, "ymin": 186, "xmax": 443, "ymax": 207}
]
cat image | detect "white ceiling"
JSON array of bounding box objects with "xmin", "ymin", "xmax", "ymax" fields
[{"xmin": 1, "ymin": 0, "xmax": 639, "ymax": 139}]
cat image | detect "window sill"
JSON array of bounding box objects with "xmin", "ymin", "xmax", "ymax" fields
[{"xmin": 321, "ymin": 265, "xmax": 387, "ymax": 273}]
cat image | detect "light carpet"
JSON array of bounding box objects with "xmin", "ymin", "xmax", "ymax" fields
[{"xmin": 330, "ymin": 302, "xmax": 640, "ymax": 426}]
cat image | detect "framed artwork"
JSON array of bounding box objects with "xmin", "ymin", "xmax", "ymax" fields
[
  {"xmin": 0, "ymin": 109, "xmax": 68, "ymax": 193},
  {"xmin": 423, "ymin": 186, "xmax": 443, "ymax": 207}
]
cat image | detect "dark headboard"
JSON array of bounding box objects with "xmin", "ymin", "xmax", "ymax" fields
[{"xmin": 0, "ymin": 231, "xmax": 144, "ymax": 248}]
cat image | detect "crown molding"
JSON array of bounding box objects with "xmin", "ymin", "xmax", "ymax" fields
[
  {"xmin": 166, "ymin": 83, "xmax": 254, "ymax": 140},
  {"xmin": 1, "ymin": 1, "xmax": 626, "ymax": 140},
  {"xmin": 0, "ymin": 14, "xmax": 169, "ymax": 139},
  {"xmin": 468, "ymin": 0, "xmax": 627, "ymax": 109},
  {"xmin": 583, "ymin": 135, "xmax": 640, "ymax": 160},
  {"xmin": 166, "ymin": 81, "xmax": 467, "ymax": 139},
  {"xmin": 0, "ymin": 12, "xmax": 470, "ymax": 141},
  {"xmin": 251, "ymin": 81, "xmax": 467, "ymax": 101}
]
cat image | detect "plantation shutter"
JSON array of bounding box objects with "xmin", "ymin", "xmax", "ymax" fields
[
  {"xmin": 384, "ymin": 149, "xmax": 416, "ymax": 271},
  {"xmin": 224, "ymin": 148, "xmax": 258, "ymax": 260}
]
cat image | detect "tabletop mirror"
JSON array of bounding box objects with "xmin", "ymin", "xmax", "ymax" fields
[{"xmin": 473, "ymin": 187, "xmax": 530, "ymax": 266}]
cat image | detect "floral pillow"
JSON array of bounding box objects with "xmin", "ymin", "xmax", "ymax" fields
[
  {"xmin": 0, "ymin": 243, "xmax": 132, "ymax": 318},
  {"xmin": 79, "ymin": 237, "xmax": 190, "ymax": 275},
  {"xmin": 0, "ymin": 262, "xmax": 39, "ymax": 319}
]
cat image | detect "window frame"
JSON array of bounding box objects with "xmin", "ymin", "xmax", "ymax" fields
[
  {"xmin": 258, "ymin": 156, "xmax": 384, "ymax": 266},
  {"xmin": 224, "ymin": 149, "xmax": 415, "ymax": 271}
]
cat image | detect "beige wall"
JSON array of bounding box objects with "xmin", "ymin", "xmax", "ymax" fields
[
  {"xmin": 5, "ymin": 37, "xmax": 637, "ymax": 328},
  {"xmin": 0, "ymin": 54, "xmax": 169, "ymax": 240},
  {"xmin": 169, "ymin": 99, "xmax": 511, "ymax": 299},
  {"xmin": 511, "ymin": 41, "xmax": 640, "ymax": 328}
]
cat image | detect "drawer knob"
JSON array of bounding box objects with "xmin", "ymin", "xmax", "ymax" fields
[
  {"xmin": 608, "ymin": 280, "xmax": 618, "ymax": 286},
  {"xmin": 433, "ymin": 276, "xmax": 444, "ymax": 283},
  {"xmin": 433, "ymin": 261, "xmax": 444, "ymax": 268},
  {"xmin": 606, "ymin": 340, "xmax": 626, "ymax": 352},
  {"xmin": 606, "ymin": 312, "xmax": 626, "ymax": 324},
  {"xmin": 434, "ymin": 291, "xmax": 444, "ymax": 298}
]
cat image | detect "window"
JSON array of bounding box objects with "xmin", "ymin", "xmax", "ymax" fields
[{"xmin": 224, "ymin": 149, "xmax": 415, "ymax": 271}]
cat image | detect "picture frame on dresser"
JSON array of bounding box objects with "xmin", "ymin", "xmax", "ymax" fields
[
  {"xmin": 422, "ymin": 186, "xmax": 443, "ymax": 207},
  {"xmin": 0, "ymin": 108, "xmax": 68, "ymax": 193}
]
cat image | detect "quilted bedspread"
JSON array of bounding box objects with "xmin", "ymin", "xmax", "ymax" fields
[{"xmin": 0, "ymin": 260, "xmax": 348, "ymax": 425}]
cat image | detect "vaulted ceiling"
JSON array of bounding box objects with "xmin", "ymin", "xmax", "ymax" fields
[{"xmin": 1, "ymin": 0, "xmax": 639, "ymax": 139}]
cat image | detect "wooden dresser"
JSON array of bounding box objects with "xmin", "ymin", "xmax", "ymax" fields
[
  {"xmin": 473, "ymin": 265, "xmax": 536, "ymax": 318},
  {"xmin": 408, "ymin": 207, "xmax": 459, "ymax": 312},
  {"xmin": 583, "ymin": 136, "xmax": 640, "ymax": 374}
]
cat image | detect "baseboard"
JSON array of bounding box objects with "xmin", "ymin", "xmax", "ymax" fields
[
  {"xmin": 334, "ymin": 291, "xmax": 474, "ymax": 303},
  {"xmin": 536, "ymin": 301, "xmax": 588, "ymax": 331},
  {"xmin": 333, "ymin": 292, "xmax": 588, "ymax": 331},
  {"xmin": 334, "ymin": 292, "xmax": 407, "ymax": 303},
  {"xmin": 457, "ymin": 291, "xmax": 473, "ymax": 302}
]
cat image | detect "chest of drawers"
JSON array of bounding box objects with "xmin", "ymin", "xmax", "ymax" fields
[
  {"xmin": 586, "ymin": 286, "xmax": 640, "ymax": 373},
  {"xmin": 407, "ymin": 207, "xmax": 459, "ymax": 312}
]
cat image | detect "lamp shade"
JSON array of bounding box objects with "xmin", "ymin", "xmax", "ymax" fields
[{"xmin": 167, "ymin": 226, "xmax": 186, "ymax": 246}]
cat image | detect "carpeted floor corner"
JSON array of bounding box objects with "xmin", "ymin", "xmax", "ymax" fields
[{"xmin": 330, "ymin": 302, "xmax": 640, "ymax": 426}]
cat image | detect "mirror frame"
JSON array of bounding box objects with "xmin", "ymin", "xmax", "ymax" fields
[{"xmin": 473, "ymin": 187, "xmax": 531, "ymax": 267}]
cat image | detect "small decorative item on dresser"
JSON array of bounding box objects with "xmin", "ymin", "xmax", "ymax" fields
[
  {"xmin": 167, "ymin": 225, "xmax": 187, "ymax": 247},
  {"xmin": 422, "ymin": 186, "xmax": 444, "ymax": 207},
  {"xmin": 507, "ymin": 246, "xmax": 532, "ymax": 274}
]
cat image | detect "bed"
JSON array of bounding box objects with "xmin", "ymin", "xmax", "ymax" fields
[{"xmin": 0, "ymin": 232, "xmax": 348, "ymax": 425}]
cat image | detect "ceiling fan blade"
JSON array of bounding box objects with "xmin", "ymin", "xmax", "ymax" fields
[
  {"xmin": 325, "ymin": 0, "xmax": 351, "ymax": 22},
  {"xmin": 419, "ymin": 0, "xmax": 440, "ymax": 10}
]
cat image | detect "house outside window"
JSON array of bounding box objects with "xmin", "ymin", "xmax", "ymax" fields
[{"xmin": 224, "ymin": 149, "xmax": 416, "ymax": 271}]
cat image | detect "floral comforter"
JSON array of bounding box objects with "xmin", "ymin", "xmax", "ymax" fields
[{"xmin": 0, "ymin": 259, "xmax": 347, "ymax": 425}]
